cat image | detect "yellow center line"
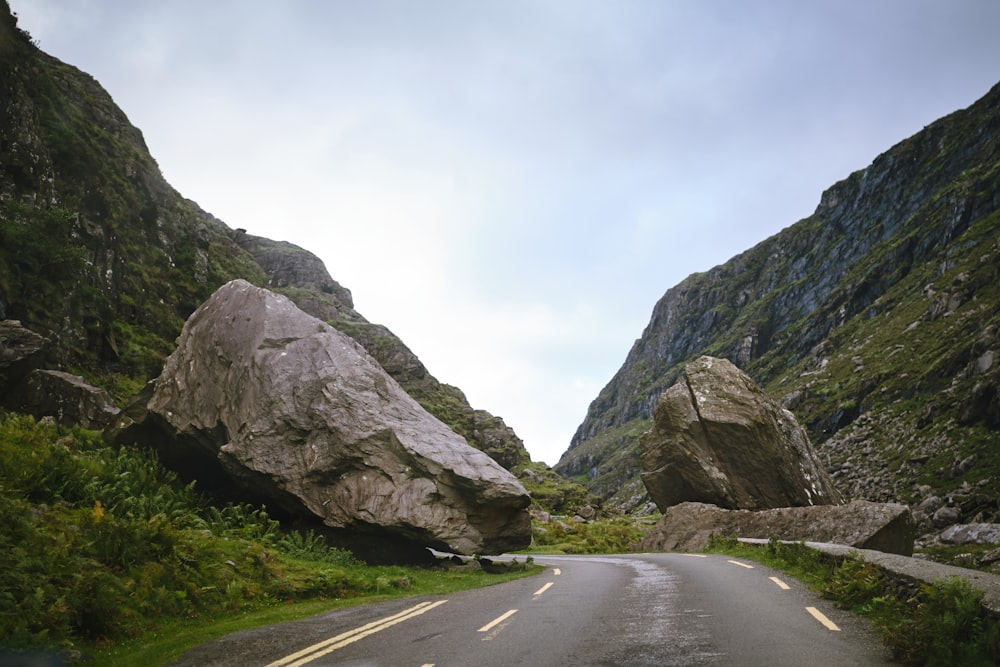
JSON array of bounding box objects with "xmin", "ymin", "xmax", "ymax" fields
[
  {"xmin": 478, "ymin": 609, "xmax": 518, "ymax": 633},
  {"xmin": 727, "ymin": 559, "xmax": 754, "ymax": 569},
  {"xmin": 806, "ymin": 606, "xmax": 841, "ymax": 631},
  {"xmin": 265, "ymin": 599, "xmax": 448, "ymax": 667},
  {"xmin": 533, "ymin": 582, "xmax": 554, "ymax": 597},
  {"xmin": 769, "ymin": 576, "xmax": 791, "ymax": 590},
  {"xmin": 553, "ymin": 567, "xmax": 562, "ymax": 575}
]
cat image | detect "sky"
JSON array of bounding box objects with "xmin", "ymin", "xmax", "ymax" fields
[{"xmin": 10, "ymin": 1, "xmax": 1000, "ymax": 466}]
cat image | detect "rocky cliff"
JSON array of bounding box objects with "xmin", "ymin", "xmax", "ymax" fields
[
  {"xmin": 0, "ymin": 3, "xmax": 528, "ymax": 472},
  {"xmin": 559, "ymin": 80, "xmax": 1000, "ymax": 518}
]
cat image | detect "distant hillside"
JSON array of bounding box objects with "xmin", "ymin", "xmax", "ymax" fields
[
  {"xmin": 0, "ymin": 2, "xmax": 530, "ymax": 472},
  {"xmin": 559, "ymin": 80, "xmax": 1000, "ymax": 515}
]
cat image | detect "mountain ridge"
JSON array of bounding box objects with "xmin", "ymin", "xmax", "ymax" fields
[
  {"xmin": 558, "ymin": 80, "xmax": 1000, "ymax": 517},
  {"xmin": 0, "ymin": 2, "xmax": 535, "ymax": 476}
]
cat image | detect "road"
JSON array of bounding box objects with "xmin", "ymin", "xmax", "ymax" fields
[{"xmin": 169, "ymin": 553, "xmax": 894, "ymax": 666}]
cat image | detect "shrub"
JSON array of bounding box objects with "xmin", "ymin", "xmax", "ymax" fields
[
  {"xmin": 275, "ymin": 529, "xmax": 360, "ymax": 566},
  {"xmin": 890, "ymin": 576, "xmax": 997, "ymax": 666},
  {"xmin": 529, "ymin": 517, "xmax": 645, "ymax": 554}
]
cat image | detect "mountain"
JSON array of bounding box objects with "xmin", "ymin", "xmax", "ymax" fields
[
  {"xmin": 558, "ymin": 80, "xmax": 1000, "ymax": 516},
  {"xmin": 0, "ymin": 3, "xmax": 530, "ymax": 473}
]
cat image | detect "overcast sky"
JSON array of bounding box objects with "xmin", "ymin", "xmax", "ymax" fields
[{"xmin": 11, "ymin": 1, "xmax": 1000, "ymax": 465}]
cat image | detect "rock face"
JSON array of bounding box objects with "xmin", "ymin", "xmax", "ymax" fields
[
  {"xmin": 638, "ymin": 500, "xmax": 915, "ymax": 556},
  {"xmin": 5, "ymin": 369, "xmax": 120, "ymax": 429},
  {"xmin": 110, "ymin": 280, "xmax": 531, "ymax": 562},
  {"xmin": 640, "ymin": 356, "xmax": 842, "ymax": 511},
  {"xmin": 0, "ymin": 320, "xmax": 46, "ymax": 393}
]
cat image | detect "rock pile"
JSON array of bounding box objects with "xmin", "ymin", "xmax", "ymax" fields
[
  {"xmin": 7, "ymin": 369, "xmax": 120, "ymax": 429},
  {"xmin": 0, "ymin": 321, "xmax": 119, "ymax": 428}
]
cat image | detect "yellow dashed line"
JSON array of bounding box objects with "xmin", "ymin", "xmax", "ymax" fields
[
  {"xmin": 806, "ymin": 606, "xmax": 841, "ymax": 631},
  {"xmin": 266, "ymin": 600, "xmax": 448, "ymax": 667},
  {"xmin": 769, "ymin": 576, "xmax": 791, "ymax": 590},
  {"xmin": 533, "ymin": 582, "xmax": 554, "ymax": 597},
  {"xmin": 478, "ymin": 609, "xmax": 518, "ymax": 633}
]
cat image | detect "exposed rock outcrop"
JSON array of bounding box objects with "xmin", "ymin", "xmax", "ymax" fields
[
  {"xmin": 235, "ymin": 231, "xmax": 360, "ymax": 324},
  {"xmin": 109, "ymin": 280, "xmax": 531, "ymax": 562},
  {"xmin": 638, "ymin": 500, "xmax": 915, "ymax": 556},
  {"xmin": 939, "ymin": 523, "xmax": 1000, "ymax": 546},
  {"xmin": 5, "ymin": 369, "xmax": 120, "ymax": 429},
  {"xmin": 0, "ymin": 320, "xmax": 46, "ymax": 394},
  {"xmin": 640, "ymin": 356, "xmax": 841, "ymax": 511}
]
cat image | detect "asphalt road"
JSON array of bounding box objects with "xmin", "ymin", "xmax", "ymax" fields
[{"xmin": 169, "ymin": 553, "xmax": 894, "ymax": 666}]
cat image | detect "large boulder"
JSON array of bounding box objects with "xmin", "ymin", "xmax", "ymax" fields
[
  {"xmin": 638, "ymin": 500, "xmax": 915, "ymax": 556},
  {"xmin": 108, "ymin": 280, "xmax": 531, "ymax": 562},
  {"xmin": 5, "ymin": 369, "xmax": 120, "ymax": 429},
  {"xmin": 640, "ymin": 356, "xmax": 842, "ymax": 511}
]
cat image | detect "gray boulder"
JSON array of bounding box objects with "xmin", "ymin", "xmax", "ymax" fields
[
  {"xmin": 638, "ymin": 500, "xmax": 915, "ymax": 556},
  {"xmin": 640, "ymin": 356, "xmax": 842, "ymax": 511},
  {"xmin": 109, "ymin": 280, "xmax": 530, "ymax": 562},
  {"xmin": 5, "ymin": 369, "xmax": 120, "ymax": 429}
]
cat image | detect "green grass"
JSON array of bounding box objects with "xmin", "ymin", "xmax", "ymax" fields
[
  {"xmin": 85, "ymin": 560, "xmax": 542, "ymax": 667},
  {"xmin": 0, "ymin": 411, "xmax": 541, "ymax": 665},
  {"xmin": 515, "ymin": 461, "xmax": 599, "ymax": 516},
  {"xmin": 523, "ymin": 516, "xmax": 649, "ymax": 555},
  {"xmin": 704, "ymin": 534, "xmax": 1000, "ymax": 666}
]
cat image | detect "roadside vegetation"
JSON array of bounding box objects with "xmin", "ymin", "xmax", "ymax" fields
[
  {"xmin": 0, "ymin": 411, "xmax": 541, "ymax": 666},
  {"xmin": 523, "ymin": 515, "xmax": 651, "ymax": 555},
  {"xmin": 515, "ymin": 461, "xmax": 600, "ymax": 516},
  {"xmin": 705, "ymin": 534, "xmax": 1000, "ymax": 666},
  {"xmin": 915, "ymin": 543, "xmax": 1000, "ymax": 573}
]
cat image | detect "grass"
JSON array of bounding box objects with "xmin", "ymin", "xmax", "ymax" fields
[
  {"xmin": 522, "ymin": 515, "xmax": 649, "ymax": 555},
  {"xmin": 86, "ymin": 560, "xmax": 542, "ymax": 667},
  {"xmin": 0, "ymin": 411, "xmax": 541, "ymax": 665},
  {"xmin": 704, "ymin": 534, "xmax": 1000, "ymax": 666}
]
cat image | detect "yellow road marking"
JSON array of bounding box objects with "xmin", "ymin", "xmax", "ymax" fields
[
  {"xmin": 806, "ymin": 606, "xmax": 841, "ymax": 631},
  {"xmin": 533, "ymin": 582, "xmax": 554, "ymax": 597},
  {"xmin": 553, "ymin": 567, "xmax": 562, "ymax": 575},
  {"xmin": 265, "ymin": 599, "xmax": 448, "ymax": 667},
  {"xmin": 769, "ymin": 576, "xmax": 791, "ymax": 590},
  {"xmin": 478, "ymin": 609, "xmax": 518, "ymax": 633},
  {"xmin": 727, "ymin": 559, "xmax": 754, "ymax": 569}
]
